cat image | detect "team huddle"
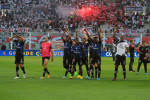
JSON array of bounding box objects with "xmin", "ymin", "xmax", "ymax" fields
[{"xmin": 9, "ymin": 28, "xmax": 150, "ymax": 80}]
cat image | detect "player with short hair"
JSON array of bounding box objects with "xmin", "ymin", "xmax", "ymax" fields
[
  {"xmin": 38, "ymin": 37, "xmax": 53, "ymax": 79},
  {"xmin": 61, "ymin": 28, "xmax": 72, "ymax": 78},
  {"xmin": 9, "ymin": 35, "xmax": 26, "ymax": 79},
  {"xmin": 112, "ymin": 31, "xmax": 129, "ymax": 81},
  {"xmin": 129, "ymin": 40, "xmax": 138, "ymax": 72},
  {"xmin": 85, "ymin": 29, "xmax": 103, "ymax": 80},
  {"xmin": 137, "ymin": 41, "xmax": 149, "ymax": 75}
]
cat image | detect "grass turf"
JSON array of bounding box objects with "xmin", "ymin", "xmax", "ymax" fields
[{"xmin": 0, "ymin": 56, "xmax": 150, "ymax": 100}]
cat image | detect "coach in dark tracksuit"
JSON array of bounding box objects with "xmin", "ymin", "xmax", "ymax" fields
[{"xmin": 137, "ymin": 41, "xmax": 149, "ymax": 75}]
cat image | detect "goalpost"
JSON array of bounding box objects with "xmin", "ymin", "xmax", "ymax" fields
[{"xmin": 10, "ymin": 32, "xmax": 32, "ymax": 50}]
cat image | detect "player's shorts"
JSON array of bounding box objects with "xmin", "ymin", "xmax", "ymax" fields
[
  {"xmin": 91, "ymin": 55, "xmax": 101, "ymax": 65},
  {"xmin": 42, "ymin": 57, "xmax": 50, "ymax": 66},
  {"xmin": 138, "ymin": 55, "xmax": 149, "ymax": 63},
  {"xmin": 115, "ymin": 54, "xmax": 126, "ymax": 66},
  {"xmin": 73, "ymin": 57, "xmax": 82, "ymax": 67},
  {"xmin": 82, "ymin": 56, "xmax": 88, "ymax": 65},
  {"xmin": 63, "ymin": 54, "xmax": 72, "ymax": 68},
  {"xmin": 15, "ymin": 54, "xmax": 24, "ymax": 64}
]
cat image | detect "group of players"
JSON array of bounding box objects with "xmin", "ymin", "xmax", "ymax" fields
[
  {"xmin": 61, "ymin": 28, "xmax": 150, "ymax": 80},
  {"xmin": 9, "ymin": 28, "xmax": 150, "ymax": 80},
  {"xmin": 61, "ymin": 28, "xmax": 103, "ymax": 80}
]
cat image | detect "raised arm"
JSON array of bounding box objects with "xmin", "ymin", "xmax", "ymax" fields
[
  {"xmin": 18, "ymin": 35, "xmax": 26, "ymax": 42},
  {"xmin": 65, "ymin": 28, "xmax": 71, "ymax": 40},
  {"xmin": 113, "ymin": 31, "xmax": 117, "ymax": 39},
  {"xmin": 97, "ymin": 30, "xmax": 101, "ymax": 42},
  {"xmin": 61, "ymin": 30, "xmax": 65, "ymax": 41},
  {"xmin": 84, "ymin": 29, "xmax": 93, "ymax": 41},
  {"xmin": 82, "ymin": 30, "xmax": 88, "ymax": 40},
  {"xmin": 9, "ymin": 35, "xmax": 18, "ymax": 42}
]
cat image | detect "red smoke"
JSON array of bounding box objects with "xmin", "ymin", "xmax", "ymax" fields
[{"xmin": 76, "ymin": 5, "xmax": 101, "ymax": 21}]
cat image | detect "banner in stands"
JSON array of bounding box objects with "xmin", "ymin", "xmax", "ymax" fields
[
  {"xmin": 0, "ymin": 50, "xmax": 139, "ymax": 57},
  {"xmin": 1, "ymin": 4, "xmax": 10, "ymax": 9},
  {"xmin": 126, "ymin": 7, "xmax": 143, "ymax": 12}
]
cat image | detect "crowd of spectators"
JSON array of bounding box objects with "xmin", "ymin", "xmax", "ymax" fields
[{"xmin": 0, "ymin": 0, "xmax": 149, "ymax": 34}]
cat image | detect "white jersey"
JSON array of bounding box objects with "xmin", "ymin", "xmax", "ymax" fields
[{"xmin": 116, "ymin": 41, "xmax": 129, "ymax": 56}]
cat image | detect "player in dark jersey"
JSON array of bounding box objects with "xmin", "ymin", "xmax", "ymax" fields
[
  {"xmin": 129, "ymin": 40, "xmax": 138, "ymax": 72},
  {"xmin": 69, "ymin": 39, "xmax": 76, "ymax": 76},
  {"xmin": 38, "ymin": 37, "xmax": 53, "ymax": 79},
  {"xmin": 70, "ymin": 38, "xmax": 85, "ymax": 79},
  {"xmin": 9, "ymin": 35, "xmax": 26, "ymax": 79},
  {"xmin": 82, "ymin": 30, "xmax": 94, "ymax": 79},
  {"xmin": 112, "ymin": 30, "xmax": 129, "ymax": 81},
  {"xmin": 81, "ymin": 38, "xmax": 90, "ymax": 79},
  {"xmin": 137, "ymin": 41, "xmax": 149, "ymax": 75},
  {"xmin": 61, "ymin": 28, "xmax": 72, "ymax": 78},
  {"xmin": 84, "ymin": 29, "xmax": 103, "ymax": 80},
  {"xmin": 89, "ymin": 35, "xmax": 96, "ymax": 78}
]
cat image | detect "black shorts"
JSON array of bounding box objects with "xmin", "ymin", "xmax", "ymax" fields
[
  {"xmin": 73, "ymin": 57, "xmax": 82, "ymax": 67},
  {"xmin": 63, "ymin": 54, "xmax": 72, "ymax": 68},
  {"xmin": 15, "ymin": 54, "xmax": 24, "ymax": 64},
  {"xmin": 115, "ymin": 55, "xmax": 126, "ymax": 66},
  {"xmin": 138, "ymin": 56, "xmax": 148, "ymax": 63},
  {"xmin": 42, "ymin": 57, "xmax": 50, "ymax": 66},
  {"xmin": 91, "ymin": 55, "xmax": 101, "ymax": 65},
  {"xmin": 82, "ymin": 56, "xmax": 88, "ymax": 65}
]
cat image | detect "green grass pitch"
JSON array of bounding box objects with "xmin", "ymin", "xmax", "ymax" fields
[{"xmin": 0, "ymin": 56, "xmax": 150, "ymax": 100}]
